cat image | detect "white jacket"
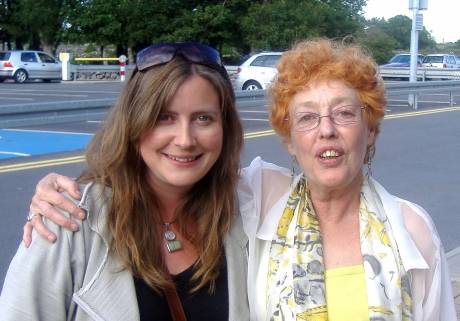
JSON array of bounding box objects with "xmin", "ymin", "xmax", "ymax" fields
[{"xmin": 238, "ymin": 157, "xmax": 457, "ymax": 321}]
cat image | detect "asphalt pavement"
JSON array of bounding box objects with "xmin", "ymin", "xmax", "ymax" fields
[{"xmin": 0, "ymin": 82, "xmax": 459, "ymax": 315}]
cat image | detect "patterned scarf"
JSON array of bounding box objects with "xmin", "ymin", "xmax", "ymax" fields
[{"xmin": 267, "ymin": 177, "xmax": 413, "ymax": 321}]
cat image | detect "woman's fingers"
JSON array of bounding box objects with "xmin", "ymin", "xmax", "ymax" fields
[
  {"xmin": 31, "ymin": 197, "xmax": 80, "ymax": 231},
  {"xmin": 31, "ymin": 215, "xmax": 57, "ymax": 243},
  {"xmin": 22, "ymin": 222, "xmax": 33, "ymax": 248},
  {"xmin": 23, "ymin": 173, "xmax": 84, "ymax": 246},
  {"xmin": 52, "ymin": 174, "xmax": 82, "ymax": 200},
  {"xmin": 34, "ymin": 174, "xmax": 85, "ymax": 220}
]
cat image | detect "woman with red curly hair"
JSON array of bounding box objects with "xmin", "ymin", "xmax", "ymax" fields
[
  {"xmin": 240, "ymin": 39, "xmax": 456, "ymax": 320},
  {"xmin": 20, "ymin": 39, "xmax": 455, "ymax": 321}
]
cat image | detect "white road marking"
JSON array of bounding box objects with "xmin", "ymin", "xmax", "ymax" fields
[
  {"xmin": 0, "ymin": 151, "xmax": 30, "ymax": 156},
  {"xmin": 0, "ymin": 89, "xmax": 120, "ymax": 94},
  {"xmin": 0, "ymin": 92, "xmax": 88, "ymax": 97},
  {"xmin": 3, "ymin": 129, "xmax": 94, "ymax": 136},
  {"xmin": 0, "ymin": 97, "xmax": 34, "ymax": 101}
]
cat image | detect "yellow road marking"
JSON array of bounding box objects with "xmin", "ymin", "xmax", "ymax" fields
[{"xmin": 1, "ymin": 107, "xmax": 459, "ymax": 173}]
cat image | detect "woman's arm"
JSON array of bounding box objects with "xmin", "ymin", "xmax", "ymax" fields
[
  {"xmin": 24, "ymin": 173, "xmax": 84, "ymax": 247},
  {"xmin": 401, "ymin": 201, "xmax": 457, "ymax": 320},
  {"xmin": 0, "ymin": 216, "xmax": 78, "ymax": 320}
]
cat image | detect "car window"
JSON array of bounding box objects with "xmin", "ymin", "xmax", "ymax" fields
[
  {"xmin": 262, "ymin": 55, "xmax": 281, "ymax": 67},
  {"xmin": 250, "ymin": 56, "xmax": 268, "ymax": 67},
  {"xmin": 447, "ymin": 56, "xmax": 455, "ymax": 64},
  {"xmin": 0, "ymin": 52, "xmax": 11, "ymax": 60},
  {"xmin": 423, "ymin": 56, "xmax": 443, "ymax": 63},
  {"xmin": 391, "ymin": 55, "xmax": 410, "ymax": 63},
  {"xmin": 21, "ymin": 52, "xmax": 38, "ymax": 63},
  {"xmin": 38, "ymin": 53, "xmax": 56, "ymax": 63}
]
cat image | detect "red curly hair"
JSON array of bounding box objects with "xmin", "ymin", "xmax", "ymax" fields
[{"xmin": 269, "ymin": 38, "xmax": 386, "ymax": 139}]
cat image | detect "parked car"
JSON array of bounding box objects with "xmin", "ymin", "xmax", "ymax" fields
[
  {"xmin": 455, "ymin": 56, "xmax": 460, "ymax": 68},
  {"xmin": 380, "ymin": 53, "xmax": 424, "ymax": 67},
  {"xmin": 0, "ymin": 50, "xmax": 62, "ymax": 83},
  {"xmin": 233, "ymin": 52, "xmax": 283, "ymax": 90},
  {"xmin": 422, "ymin": 54, "xmax": 457, "ymax": 68}
]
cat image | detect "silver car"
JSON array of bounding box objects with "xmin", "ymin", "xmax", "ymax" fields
[
  {"xmin": 422, "ymin": 54, "xmax": 457, "ymax": 69},
  {"xmin": 0, "ymin": 50, "xmax": 62, "ymax": 83}
]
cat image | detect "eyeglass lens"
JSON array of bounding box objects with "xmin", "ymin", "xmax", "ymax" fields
[
  {"xmin": 293, "ymin": 105, "xmax": 363, "ymax": 131},
  {"xmin": 136, "ymin": 43, "xmax": 222, "ymax": 71}
]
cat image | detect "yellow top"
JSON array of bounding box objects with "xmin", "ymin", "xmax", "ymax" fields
[{"xmin": 325, "ymin": 264, "xmax": 369, "ymax": 321}]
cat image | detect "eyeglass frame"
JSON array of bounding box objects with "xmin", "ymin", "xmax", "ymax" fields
[{"xmin": 286, "ymin": 105, "xmax": 366, "ymax": 132}]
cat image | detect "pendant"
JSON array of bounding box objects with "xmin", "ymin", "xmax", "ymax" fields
[{"xmin": 164, "ymin": 223, "xmax": 182, "ymax": 253}]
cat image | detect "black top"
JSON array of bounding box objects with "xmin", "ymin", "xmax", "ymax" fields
[{"xmin": 134, "ymin": 259, "xmax": 229, "ymax": 321}]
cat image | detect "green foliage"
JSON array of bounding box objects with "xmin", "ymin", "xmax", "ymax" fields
[
  {"xmin": 241, "ymin": 0, "xmax": 365, "ymax": 51},
  {"xmin": 0, "ymin": 0, "xmax": 447, "ymax": 64},
  {"xmin": 357, "ymin": 25, "xmax": 398, "ymax": 64},
  {"xmin": 0, "ymin": 0, "xmax": 68, "ymax": 53},
  {"xmin": 359, "ymin": 15, "xmax": 438, "ymax": 64}
]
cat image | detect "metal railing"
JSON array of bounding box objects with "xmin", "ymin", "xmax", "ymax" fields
[
  {"xmin": 385, "ymin": 80, "xmax": 460, "ymax": 109},
  {"xmin": 379, "ymin": 67, "xmax": 460, "ymax": 81}
]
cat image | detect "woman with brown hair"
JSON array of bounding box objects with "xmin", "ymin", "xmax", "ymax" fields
[{"xmin": 0, "ymin": 43, "xmax": 249, "ymax": 321}]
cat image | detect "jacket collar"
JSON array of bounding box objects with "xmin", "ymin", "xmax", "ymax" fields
[{"xmin": 74, "ymin": 183, "xmax": 249, "ymax": 321}]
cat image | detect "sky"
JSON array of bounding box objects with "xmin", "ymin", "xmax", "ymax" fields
[{"xmin": 363, "ymin": 0, "xmax": 460, "ymax": 43}]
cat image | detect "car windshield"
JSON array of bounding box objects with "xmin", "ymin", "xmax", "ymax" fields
[
  {"xmin": 390, "ymin": 55, "xmax": 410, "ymax": 63},
  {"xmin": 423, "ymin": 56, "xmax": 443, "ymax": 63}
]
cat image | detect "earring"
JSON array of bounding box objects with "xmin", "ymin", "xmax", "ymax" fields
[
  {"xmin": 290, "ymin": 156, "xmax": 297, "ymax": 186},
  {"xmin": 366, "ymin": 145, "xmax": 375, "ymax": 178}
]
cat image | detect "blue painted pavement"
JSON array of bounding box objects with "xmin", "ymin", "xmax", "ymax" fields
[{"xmin": 0, "ymin": 129, "xmax": 93, "ymax": 159}]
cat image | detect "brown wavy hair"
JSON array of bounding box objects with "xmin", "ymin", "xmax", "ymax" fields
[
  {"xmin": 79, "ymin": 56, "xmax": 243, "ymax": 293},
  {"xmin": 269, "ymin": 38, "xmax": 386, "ymax": 140}
]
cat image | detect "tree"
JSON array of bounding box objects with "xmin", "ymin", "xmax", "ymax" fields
[
  {"xmin": 357, "ymin": 24, "xmax": 399, "ymax": 64},
  {"xmin": 241, "ymin": 0, "xmax": 366, "ymax": 52}
]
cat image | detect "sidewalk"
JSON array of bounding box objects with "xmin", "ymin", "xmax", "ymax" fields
[{"xmin": 447, "ymin": 247, "xmax": 460, "ymax": 319}]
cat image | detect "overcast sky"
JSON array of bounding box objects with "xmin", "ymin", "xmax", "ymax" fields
[{"xmin": 363, "ymin": 0, "xmax": 460, "ymax": 43}]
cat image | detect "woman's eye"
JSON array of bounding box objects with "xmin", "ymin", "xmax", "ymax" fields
[
  {"xmin": 157, "ymin": 113, "xmax": 174, "ymax": 123},
  {"xmin": 298, "ymin": 113, "xmax": 317, "ymax": 123},
  {"xmin": 196, "ymin": 114, "xmax": 213, "ymax": 123}
]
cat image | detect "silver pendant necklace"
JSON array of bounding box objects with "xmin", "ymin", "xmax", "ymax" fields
[{"xmin": 163, "ymin": 221, "xmax": 182, "ymax": 253}]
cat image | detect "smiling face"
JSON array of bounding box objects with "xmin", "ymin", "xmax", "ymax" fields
[
  {"xmin": 139, "ymin": 75, "xmax": 223, "ymax": 197},
  {"xmin": 287, "ymin": 80, "xmax": 375, "ymax": 194}
]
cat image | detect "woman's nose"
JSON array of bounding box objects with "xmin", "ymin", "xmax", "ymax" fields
[
  {"xmin": 318, "ymin": 115, "xmax": 338, "ymax": 138},
  {"xmin": 174, "ymin": 122, "xmax": 195, "ymax": 148}
]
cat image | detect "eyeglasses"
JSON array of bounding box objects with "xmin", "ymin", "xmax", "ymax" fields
[
  {"xmin": 136, "ymin": 42, "xmax": 223, "ymax": 72},
  {"xmin": 289, "ymin": 105, "xmax": 365, "ymax": 132}
]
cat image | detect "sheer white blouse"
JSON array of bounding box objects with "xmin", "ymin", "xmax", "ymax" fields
[{"xmin": 238, "ymin": 157, "xmax": 457, "ymax": 321}]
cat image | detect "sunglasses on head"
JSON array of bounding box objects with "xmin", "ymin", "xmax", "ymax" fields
[{"xmin": 136, "ymin": 42, "xmax": 223, "ymax": 72}]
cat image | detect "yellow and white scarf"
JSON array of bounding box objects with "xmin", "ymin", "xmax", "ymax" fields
[{"xmin": 267, "ymin": 177, "xmax": 413, "ymax": 321}]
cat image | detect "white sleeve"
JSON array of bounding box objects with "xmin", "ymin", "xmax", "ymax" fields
[
  {"xmin": 0, "ymin": 219, "xmax": 79, "ymax": 320},
  {"xmin": 400, "ymin": 200, "xmax": 457, "ymax": 321},
  {"xmin": 238, "ymin": 157, "xmax": 291, "ymax": 237}
]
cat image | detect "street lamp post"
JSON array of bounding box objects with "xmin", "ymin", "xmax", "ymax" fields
[{"xmin": 408, "ymin": 0, "xmax": 428, "ymax": 109}]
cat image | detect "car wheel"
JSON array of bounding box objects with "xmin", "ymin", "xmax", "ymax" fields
[
  {"xmin": 0, "ymin": 78, "xmax": 5, "ymax": 83},
  {"xmin": 13, "ymin": 69, "xmax": 28, "ymax": 83},
  {"xmin": 243, "ymin": 80, "xmax": 262, "ymax": 90}
]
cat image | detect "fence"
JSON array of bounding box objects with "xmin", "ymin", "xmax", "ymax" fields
[{"xmin": 379, "ymin": 67, "xmax": 460, "ymax": 81}]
